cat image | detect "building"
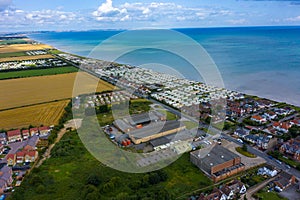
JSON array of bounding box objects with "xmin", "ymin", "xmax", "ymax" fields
[
  {"xmin": 128, "ymin": 121, "xmax": 186, "ymax": 144},
  {"xmin": 0, "ymin": 133, "xmax": 7, "ymax": 145},
  {"xmin": 30, "ymin": 127, "xmax": 39, "ymax": 136},
  {"xmin": 274, "ymin": 171, "xmax": 296, "ymax": 191},
  {"xmin": 16, "ymin": 151, "xmax": 25, "ymax": 164},
  {"xmin": 227, "ymin": 180, "xmax": 247, "ymax": 194},
  {"xmin": 22, "ymin": 129, "xmax": 30, "ymax": 140},
  {"xmin": 251, "ymin": 115, "xmax": 266, "ymax": 124},
  {"xmin": 257, "ymin": 166, "xmax": 278, "ymax": 177},
  {"xmin": 279, "ymin": 136, "xmax": 300, "ymax": 161},
  {"xmin": 6, "ymin": 154, "xmax": 15, "ymax": 166},
  {"xmin": 198, "ymin": 188, "xmax": 226, "ymax": 200},
  {"xmin": 38, "ymin": 126, "xmax": 51, "ymax": 137},
  {"xmin": 7, "ymin": 129, "xmax": 22, "ymax": 143},
  {"xmin": 190, "ymin": 145, "xmax": 245, "ymax": 182},
  {"xmin": 24, "ymin": 151, "xmax": 38, "ymax": 162}
]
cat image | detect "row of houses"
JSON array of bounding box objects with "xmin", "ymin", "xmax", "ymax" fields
[
  {"xmin": 196, "ymin": 180, "xmax": 246, "ymax": 200},
  {"xmin": 0, "ymin": 126, "xmax": 51, "ymax": 144},
  {"xmin": 234, "ymin": 128, "xmax": 277, "ymax": 150},
  {"xmin": 279, "ymin": 136, "xmax": 300, "ymax": 161},
  {"xmin": 6, "ymin": 150, "xmax": 38, "ymax": 166}
]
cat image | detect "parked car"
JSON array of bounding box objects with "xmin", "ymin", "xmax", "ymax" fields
[{"xmin": 237, "ymin": 139, "xmax": 244, "ymax": 144}]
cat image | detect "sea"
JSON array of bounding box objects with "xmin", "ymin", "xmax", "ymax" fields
[{"xmin": 28, "ymin": 26, "xmax": 300, "ymax": 106}]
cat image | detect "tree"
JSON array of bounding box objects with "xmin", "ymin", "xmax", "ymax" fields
[{"xmin": 242, "ymin": 144, "xmax": 247, "ymax": 152}]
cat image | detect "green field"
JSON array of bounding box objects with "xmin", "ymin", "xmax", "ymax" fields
[
  {"xmin": 9, "ymin": 131, "xmax": 212, "ymax": 200},
  {"xmin": 0, "ymin": 51, "xmax": 28, "ymax": 58},
  {"xmin": 0, "ymin": 66, "xmax": 78, "ymax": 80},
  {"xmin": 255, "ymin": 191, "xmax": 287, "ymax": 200},
  {"xmin": 0, "ymin": 39, "xmax": 28, "ymax": 45}
]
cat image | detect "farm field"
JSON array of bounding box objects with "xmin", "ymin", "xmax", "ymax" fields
[
  {"xmin": 0, "ymin": 51, "xmax": 28, "ymax": 58},
  {"xmin": 0, "ymin": 43, "xmax": 53, "ymax": 53},
  {"xmin": 0, "ymin": 100, "xmax": 69, "ymax": 129},
  {"xmin": 0, "ymin": 54, "xmax": 54, "ymax": 62},
  {"xmin": 0, "ymin": 66, "xmax": 78, "ymax": 80},
  {"xmin": 0, "ymin": 72, "xmax": 115, "ymax": 110}
]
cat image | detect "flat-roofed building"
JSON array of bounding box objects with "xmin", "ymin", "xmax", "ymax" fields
[{"xmin": 190, "ymin": 145, "xmax": 245, "ymax": 182}]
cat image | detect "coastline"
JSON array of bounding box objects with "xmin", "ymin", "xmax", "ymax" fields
[{"xmin": 26, "ymin": 33, "xmax": 300, "ymax": 108}]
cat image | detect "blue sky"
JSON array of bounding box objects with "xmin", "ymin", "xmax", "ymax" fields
[{"xmin": 0, "ymin": 0, "xmax": 300, "ymax": 31}]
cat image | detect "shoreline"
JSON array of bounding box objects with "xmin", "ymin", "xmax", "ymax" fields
[{"xmin": 25, "ymin": 35, "xmax": 300, "ymax": 109}]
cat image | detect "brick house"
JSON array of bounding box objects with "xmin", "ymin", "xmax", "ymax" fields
[
  {"xmin": 279, "ymin": 136, "xmax": 300, "ymax": 161},
  {"xmin": 7, "ymin": 129, "xmax": 22, "ymax": 143},
  {"xmin": 251, "ymin": 115, "xmax": 266, "ymax": 124},
  {"xmin": 22, "ymin": 129, "xmax": 30, "ymax": 140},
  {"xmin": 16, "ymin": 151, "xmax": 25, "ymax": 164},
  {"xmin": 29, "ymin": 127, "xmax": 39, "ymax": 136},
  {"xmin": 24, "ymin": 151, "xmax": 38, "ymax": 162},
  {"xmin": 6, "ymin": 154, "xmax": 16, "ymax": 166},
  {"xmin": 274, "ymin": 172, "xmax": 296, "ymax": 190}
]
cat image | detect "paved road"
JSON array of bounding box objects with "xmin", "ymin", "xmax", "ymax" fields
[{"xmin": 220, "ymin": 132, "xmax": 300, "ymax": 179}]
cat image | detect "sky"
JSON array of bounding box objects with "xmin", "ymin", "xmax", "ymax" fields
[{"xmin": 0, "ymin": 0, "xmax": 300, "ymax": 32}]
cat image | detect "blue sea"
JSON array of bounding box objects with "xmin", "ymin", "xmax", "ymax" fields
[{"xmin": 29, "ymin": 26, "xmax": 300, "ymax": 106}]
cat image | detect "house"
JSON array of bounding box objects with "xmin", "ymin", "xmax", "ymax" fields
[
  {"xmin": 198, "ymin": 188, "xmax": 227, "ymax": 200},
  {"xmin": 7, "ymin": 129, "xmax": 22, "ymax": 143},
  {"xmin": 220, "ymin": 185, "xmax": 234, "ymax": 199},
  {"xmin": 274, "ymin": 171, "xmax": 296, "ymax": 190},
  {"xmin": 228, "ymin": 180, "xmax": 247, "ymax": 194},
  {"xmin": 16, "ymin": 151, "xmax": 25, "ymax": 164},
  {"xmin": 256, "ymin": 135, "xmax": 270, "ymax": 150},
  {"xmin": 29, "ymin": 127, "xmax": 39, "ymax": 136},
  {"xmin": 279, "ymin": 136, "xmax": 300, "ymax": 161},
  {"xmin": 273, "ymin": 122, "xmax": 291, "ymax": 133},
  {"xmin": 6, "ymin": 154, "xmax": 15, "ymax": 166},
  {"xmin": 24, "ymin": 151, "xmax": 38, "ymax": 162},
  {"xmin": 291, "ymin": 119, "xmax": 300, "ymax": 127},
  {"xmin": 244, "ymin": 134, "xmax": 258, "ymax": 144},
  {"xmin": 234, "ymin": 128, "xmax": 249, "ymax": 139},
  {"xmin": 264, "ymin": 111, "xmax": 277, "ymax": 120},
  {"xmin": 0, "ymin": 133, "xmax": 7, "ymax": 145},
  {"xmin": 38, "ymin": 126, "xmax": 51, "ymax": 137},
  {"xmin": 258, "ymin": 166, "xmax": 278, "ymax": 177},
  {"xmin": 22, "ymin": 129, "xmax": 30, "ymax": 140},
  {"xmin": 251, "ymin": 115, "xmax": 266, "ymax": 124}
]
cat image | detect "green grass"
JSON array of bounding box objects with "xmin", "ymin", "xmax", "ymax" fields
[
  {"xmin": 0, "ymin": 66, "xmax": 78, "ymax": 80},
  {"xmin": 48, "ymin": 49, "xmax": 65, "ymax": 55},
  {"xmin": 9, "ymin": 131, "xmax": 212, "ymax": 200},
  {"xmin": 0, "ymin": 39, "xmax": 27, "ymax": 45},
  {"xmin": 157, "ymin": 110, "xmax": 178, "ymax": 120},
  {"xmin": 236, "ymin": 147, "xmax": 257, "ymax": 158},
  {"xmin": 256, "ymin": 191, "xmax": 287, "ymax": 200},
  {"xmin": 0, "ymin": 51, "xmax": 28, "ymax": 58},
  {"xmin": 183, "ymin": 121, "xmax": 198, "ymax": 130}
]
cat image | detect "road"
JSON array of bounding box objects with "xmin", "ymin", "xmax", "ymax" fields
[{"xmin": 220, "ymin": 132, "xmax": 300, "ymax": 179}]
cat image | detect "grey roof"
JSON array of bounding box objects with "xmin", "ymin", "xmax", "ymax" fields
[
  {"xmin": 129, "ymin": 121, "xmax": 182, "ymax": 139},
  {"xmin": 0, "ymin": 133, "xmax": 6, "ymax": 139},
  {"xmin": 149, "ymin": 136, "xmax": 171, "ymax": 147},
  {"xmin": 126, "ymin": 112, "xmax": 160, "ymax": 126},
  {"xmin": 191, "ymin": 145, "xmax": 240, "ymax": 174},
  {"xmin": 114, "ymin": 119, "xmax": 133, "ymax": 132}
]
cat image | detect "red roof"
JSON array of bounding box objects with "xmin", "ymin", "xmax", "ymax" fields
[
  {"xmin": 281, "ymin": 122, "xmax": 290, "ymax": 130},
  {"xmin": 22, "ymin": 129, "xmax": 29, "ymax": 134},
  {"xmin": 30, "ymin": 127, "xmax": 38, "ymax": 132},
  {"xmin": 6, "ymin": 154, "xmax": 15, "ymax": 160},
  {"xmin": 252, "ymin": 115, "xmax": 263, "ymax": 120},
  {"xmin": 273, "ymin": 122, "xmax": 280, "ymax": 127},
  {"xmin": 7, "ymin": 129, "xmax": 21, "ymax": 137},
  {"xmin": 16, "ymin": 151, "xmax": 25, "ymax": 157},
  {"xmin": 38, "ymin": 126, "xmax": 50, "ymax": 131},
  {"xmin": 26, "ymin": 151, "xmax": 37, "ymax": 157}
]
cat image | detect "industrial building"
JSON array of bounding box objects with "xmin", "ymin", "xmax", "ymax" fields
[{"xmin": 190, "ymin": 145, "xmax": 245, "ymax": 182}]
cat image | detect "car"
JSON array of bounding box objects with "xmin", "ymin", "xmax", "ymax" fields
[
  {"xmin": 0, "ymin": 194, "xmax": 5, "ymax": 200},
  {"xmin": 268, "ymin": 155, "xmax": 273, "ymax": 159},
  {"xmin": 275, "ymin": 159, "xmax": 282, "ymax": 164},
  {"xmin": 286, "ymin": 165, "xmax": 291, "ymax": 169},
  {"xmin": 237, "ymin": 139, "xmax": 244, "ymax": 144}
]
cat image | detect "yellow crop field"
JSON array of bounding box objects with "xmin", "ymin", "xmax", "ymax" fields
[
  {"xmin": 0, "ymin": 100, "xmax": 69, "ymax": 129},
  {"xmin": 0, "ymin": 54, "xmax": 54, "ymax": 62},
  {"xmin": 0, "ymin": 72, "xmax": 115, "ymax": 110},
  {"xmin": 0, "ymin": 44, "xmax": 53, "ymax": 53}
]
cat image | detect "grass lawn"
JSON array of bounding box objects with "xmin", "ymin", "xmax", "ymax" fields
[
  {"xmin": 10, "ymin": 131, "xmax": 212, "ymax": 200},
  {"xmin": 0, "ymin": 51, "xmax": 28, "ymax": 58},
  {"xmin": 236, "ymin": 147, "xmax": 257, "ymax": 158},
  {"xmin": 183, "ymin": 121, "xmax": 198, "ymax": 130},
  {"xmin": 0, "ymin": 66, "xmax": 78, "ymax": 80},
  {"xmin": 256, "ymin": 191, "xmax": 287, "ymax": 200}
]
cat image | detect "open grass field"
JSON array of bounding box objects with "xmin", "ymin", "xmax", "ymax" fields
[
  {"xmin": 0, "ymin": 51, "xmax": 28, "ymax": 58},
  {"xmin": 0, "ymin": 43, "xmax": 53, "ymax": 53},
  {"xmin": 0, "ymin": 100, "xmax": 69, "ymax": 129},
  {"xmin": 0, "ymin": 66, "xmax": 78, "ymax": 80},
  {"xmin": 0, "ymin": 72, "xmax": 115, "ymax": 110},
  {"xmin": 10, "ymin": 130, "xmax": 212, "ymax": 200},
  {"xmin": 0, "ymin": 54, "xmax": 54, "ymax": 62}
]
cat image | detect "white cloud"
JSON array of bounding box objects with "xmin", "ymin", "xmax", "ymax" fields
[
  {"xmin": 93, "ymin": 0, "xmax": 127, "ymax": 21},
  {"xmin": 0, "ymin": 0, "xmax": 12, "ymax": 11},
  {"xmin": 286, "ymin": 15, "xmax": 300, "ymax": 22},
  {"xmin": 227, "ymin": 19, "xmax": 247, "ymax": 25}
]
